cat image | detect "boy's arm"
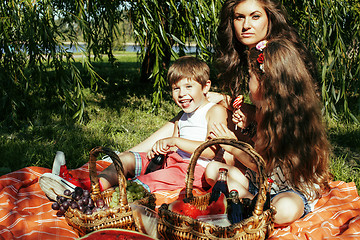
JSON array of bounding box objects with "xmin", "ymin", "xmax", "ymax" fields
[
  {"xmin": 171, "ymin": 104, "xmax": 228, "ymax": 159},
  {"xmin": 147, "ymin": 119, "xmax": 180, "ymax": 159},
  {"xmin": 129, "ymin": 111, "xmax": 182, "ymax": 153},
  {"xmin": 149, "ymin": 104, "xmax": 228, "ymax": 159}
]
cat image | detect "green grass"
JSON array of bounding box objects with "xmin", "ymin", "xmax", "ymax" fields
[{"xmin": 0, "ymin": 53, "xmax": 359, "ymax": 195}]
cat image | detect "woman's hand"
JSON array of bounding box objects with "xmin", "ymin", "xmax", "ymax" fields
[
  {"xmin": 206, "ymin": 92, "xmax": 232, "ymax": 110},
  {"xmin": 233, "ymin": 103, "xmax": 256, "ymax": 129},
  {"xmin": 209, "ymin": 122, "xmax": 237, "ymax": 140},
  {"xmin": 209, "ymin": 122, "xmax": 238, "ymax": 153}
]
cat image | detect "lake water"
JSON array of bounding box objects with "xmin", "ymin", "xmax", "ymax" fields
[{"xmin": 64, "ymin": 43, "xmax": 199, "ymax": 53}]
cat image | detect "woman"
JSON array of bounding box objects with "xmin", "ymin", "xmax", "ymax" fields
[
  {"xmin": 217, "ymin": 0, "xmax": 319, "ymax": 102},
  {"xmin": 206, "ymin": 38, "xmax": 332, "ymax": 226}
]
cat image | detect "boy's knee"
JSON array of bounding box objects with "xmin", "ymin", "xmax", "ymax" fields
[{"xmin": 117, "ymin": 152, "xmax": 136, "ymax": 177}]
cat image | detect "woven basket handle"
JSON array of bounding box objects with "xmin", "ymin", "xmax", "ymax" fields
[
  {"xmin": 89, "ymin": 146, "xmax": 128, "ymax": 207},
  {"xmin": 185, "ymin": 138, "xmax": 269, "ymax": 216}
]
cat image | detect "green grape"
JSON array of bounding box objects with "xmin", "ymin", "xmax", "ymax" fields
[
  {"xmin": 135, "ymin": 185, "xmax": 144, "ymax": 193},
  {"xmin": 127, "ymin": 186, "xmax": 135, "ymax": 193},
  {"xmin": 135, "ymin": 192, "xmax": 143, "ymax": 199}
]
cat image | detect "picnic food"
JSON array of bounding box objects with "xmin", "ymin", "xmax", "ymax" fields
[
  {"xmin": 52, "ymin": 186, "xmax": 107, "ymax": 216},
  {"xmin": 169, "ymin": 199, "xmax": 204, "ymax": 218},
  {"xmin": 109, "ymin": 181, "xmax": 147, "ymax": 208},
  {"xmin": 169, "ymin": 192, "xmax": 227, "ymax": 219},
  {"xmin": 207, "ymin": 192, "xmax": 227, "ymax": 215},
  {"xmin": 232, "ymin": 95, "xmax": 244, "ymax": 109},
  {"xmin": 227, "ymin": 190, "xmax": 244, "ymax": 224},
  {"xmin": 209, "ymin": 168, "xmax": 229, "ymax": 204}
]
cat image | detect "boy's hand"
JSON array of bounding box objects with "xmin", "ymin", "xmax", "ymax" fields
[{"xmin": 147, "ymin": 137, "xmax": 175, "ymax": 159}]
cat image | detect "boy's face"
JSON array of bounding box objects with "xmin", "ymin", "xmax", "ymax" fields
[{"xmin": 171, "ymin": 78, "xmax": 210, "ymax": 113}]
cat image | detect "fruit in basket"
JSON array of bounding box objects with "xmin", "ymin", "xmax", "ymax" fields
[
  {"xmin": 109, "ymin": 181, "xmax": 148, "ymax": 208},
  {"xmin": 169, "ymin": 193, "xmax": 228, "ymax": 219},
  {"xmin": 52, "ymin": 187, "xmax": 108, "ymax": 216},
  {"xmin": 207, "ymin": 192, "xmax": 227, "ymax": 215},
  {"xmin": 169, "ymin": 198, "xmax": 205, "ymax": 219}
]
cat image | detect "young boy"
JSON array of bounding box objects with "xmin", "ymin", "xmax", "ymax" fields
[
  {"xmin": 40, "ymin": 56, "xmax": 228, "ymax": 199},
  {"xmin": 98, "ymin": 56, "xmax": 228, "ymax": 192}
]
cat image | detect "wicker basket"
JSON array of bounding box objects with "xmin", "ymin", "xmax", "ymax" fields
[
  {"xmin": 64, "ymin": 146, "xmax": 156, "ymax": 236},
  {"xmin": 157, "ymin": 138, "xmax": 276, "ymax": 240}
]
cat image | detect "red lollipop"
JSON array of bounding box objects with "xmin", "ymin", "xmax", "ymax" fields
[{"xmin": 232, "ymin": 95, "xmax": 244, "ymax": 109}]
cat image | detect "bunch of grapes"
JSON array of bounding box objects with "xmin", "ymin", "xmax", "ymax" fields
[
  {"xmin": 51, "ymin": 187, "xmax": 108, "ymax": 217},
  {"xmin": 109, "ymin": 181, "xmax": 147, "ymax": 208}
]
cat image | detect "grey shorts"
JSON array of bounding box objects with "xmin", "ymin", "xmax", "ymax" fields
[{"xmin": 248, "ymin": 181, "xmax": 311, "ymax": 218}]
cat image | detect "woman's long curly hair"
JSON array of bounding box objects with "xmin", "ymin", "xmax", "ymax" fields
[
  {"xmin": 216, "ymin": 0, "xmax": 319, "ymax": 98},
  {"xmin": 248, "ymin": 38, "xmax": 331, "ymax": 199}
]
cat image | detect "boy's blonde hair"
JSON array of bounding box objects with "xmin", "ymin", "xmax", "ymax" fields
[{"xmin": 167, "ymin": 56, "xmax": 210, "ymax": 87}]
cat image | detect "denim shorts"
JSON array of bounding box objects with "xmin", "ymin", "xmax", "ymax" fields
[{"xmin": 248, "ymin": 181, "xmax": 311, "ymax": 218}]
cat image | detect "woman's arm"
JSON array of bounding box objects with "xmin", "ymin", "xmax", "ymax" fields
[{"xmin": 209, "ymin": 122, "xmax": 257, "ymax": 172}]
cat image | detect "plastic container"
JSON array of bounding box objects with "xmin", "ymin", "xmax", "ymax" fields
[{"xmin": 197, "ymin": 214, "xmax": 231, "ymax": 227}]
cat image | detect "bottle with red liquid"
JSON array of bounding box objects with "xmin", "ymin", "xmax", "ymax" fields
[{"xmin": 209, "ymin": 168, "xmax": 229, "ymax": 204}]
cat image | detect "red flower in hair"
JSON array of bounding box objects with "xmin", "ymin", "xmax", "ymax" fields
[{"xmin": 257, "ymin": 53, "xmax": 264, "ymax": 64}]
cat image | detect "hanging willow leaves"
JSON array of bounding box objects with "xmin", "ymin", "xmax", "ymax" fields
[{"xmin": 0, "ymin": 0, "xmax": 358, "ymax": 123}]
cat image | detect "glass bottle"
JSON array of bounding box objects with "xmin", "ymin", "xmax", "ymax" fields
[
  {"xmin": 227, "ymin": 190, "xmax": 244, "ymax": 224},
  {"xmin": 145, "ymin": 154, "xmax": 165, "ymax": 174},
  {"xmin": 209, "ymin": 168, "xmax": 229, "ymax": 204}
]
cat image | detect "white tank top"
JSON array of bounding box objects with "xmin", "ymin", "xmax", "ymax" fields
[{"xmin": 176, "ymin": 102, "xmax": 216, "ymax": 167}]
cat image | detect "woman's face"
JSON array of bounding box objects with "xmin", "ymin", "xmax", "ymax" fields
[{"xmin": 233, "ymin": 0, "xmax": 269, "ymax": 49}]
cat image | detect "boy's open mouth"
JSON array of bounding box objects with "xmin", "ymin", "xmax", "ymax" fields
[{"xmin": 179, "ymin": 99, "xmax": 192, "ymax": 108}]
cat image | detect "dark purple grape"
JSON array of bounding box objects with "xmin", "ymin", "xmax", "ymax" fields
[
  {"xmin": 78, "ymin": 205, "xmax": 85, "ymax": 212},
  {"xmin": 88, "ymin": 198, "xmax": 95, "ymax": 208},
  {"xmin": 74, "ymin": 187, "xmax": 83, "ymax": 196},
  {"xmin": 64, "ymin": 189, "xmax": 71, "ymax": 196},
  {"xmin": 84, "ymin": 208, "xmax": 92, "ymax": 215},
  {"xmin": 52, "ymin": 202, "xmax": 60, "ymax": 210},
  {"xmin": 78, "ymin": 198, "xmax": 84, "ymax": 206},
  {"xmin": 56, "ymin": 195, "xmax": 62, "ymax": 202},
  {"xmin": 96, "ymin": 199, "xmax": 105, "ymax": 208},
  {"xmin": 56, "ymin": 210, "xmax": 65, "ymax": 217},
  {"xmin": 82, "ymin": 197, "xmax": 89, "ymax": 206},
  {"xmin": 83, "ymin": 190, "xmax": 90, "ymax": 198},
  {"xmin": 59, "ymin": 205, "xmax": 65, "ymax": 212},
  {"xmin": 75, "ymin": 194, "xmax": 81, "ymax": 201},
  {"xmin": 59, "ymin": 196, "xmax": 66, "ymax": 203},
  {"xmin": 71, "ymin": 201, "xmax": 79, "ymax": 209},
  {"xmin": 62, "ymin": 201, "xmax": 70, "ymax": 210},
  {"xmin": 72, "ymin": 192, "xmax": 77, "ymax": 199}
]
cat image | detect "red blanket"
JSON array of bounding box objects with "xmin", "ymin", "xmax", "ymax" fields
[{"xmin": 1, "ymin": 161, "xmax": 359, "ymax": 239}]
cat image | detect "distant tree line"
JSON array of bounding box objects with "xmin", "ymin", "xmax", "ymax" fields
[{"xmin": 0, "ymin": 0, "xmax": 359, "ymax": 124}]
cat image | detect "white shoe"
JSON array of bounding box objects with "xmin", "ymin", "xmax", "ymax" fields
[
  {"xmin": 101, "ymin": 150, "xmax": 120, "ymax": 163},
  {"xmin": 39, "ymin": 173, "xmax": 76, "ymax": 201},
  {"xmin": 52, "ymin": 151, "xmax": 66, "ymax": 175}
]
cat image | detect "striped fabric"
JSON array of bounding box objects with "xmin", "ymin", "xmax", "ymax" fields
[{"xmin": 0, "ymin": 161, "xmax": 359, "ymax": 239}]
